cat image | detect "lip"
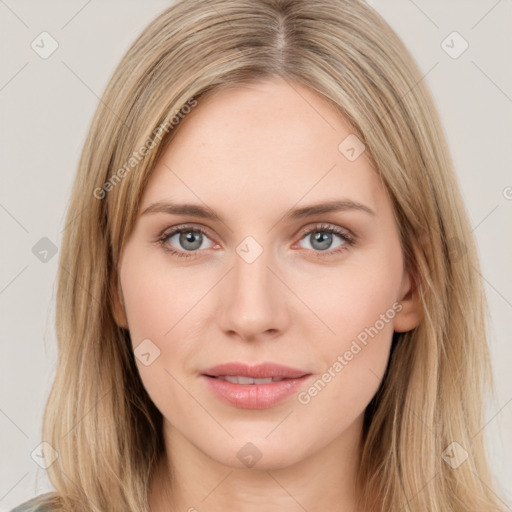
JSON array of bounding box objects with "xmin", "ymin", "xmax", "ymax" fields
[
  {"xmin": 201, "ymin": 362, "xmax": 312, "ymax": 409},
  {"xmin": 202, "ymin": 362, "xmax": 310, "ymax": 379}
]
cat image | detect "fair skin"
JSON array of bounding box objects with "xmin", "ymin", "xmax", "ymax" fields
[{"xmin": 113, "ymin": 77, "xmax": 421, "ymax": 512}]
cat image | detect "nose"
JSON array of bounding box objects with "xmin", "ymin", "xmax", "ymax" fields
[{"xmin": 217, "ymin": 243, "xmax": 289, "ymax": 342}]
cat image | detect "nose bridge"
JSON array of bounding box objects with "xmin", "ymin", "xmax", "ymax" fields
[
  {"xmin": 232, "ymin": 235, "xmax": 276, "ymax": 308},
  {"xmin": 218, "ymin": 235, "xmax": 287, "ymax": 338}
]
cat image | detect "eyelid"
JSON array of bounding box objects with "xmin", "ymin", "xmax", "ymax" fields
[
  {"xmin": 159, "ymin": 223, "xmax": 216, "ymax": 241},
  {"xmin": 157, "ymin": 223, "xmax": 219, "ymax": 250},
  {"xmin": 294, "ymin": 222, "xmax": 356, "ymax": 244},
  {"xmin": 158, "ymin": 222, "xmax": 355, "ymax": 242}
]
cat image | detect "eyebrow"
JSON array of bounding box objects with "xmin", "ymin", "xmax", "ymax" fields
[{"xmin": 140, "ymin": 199, "xmax": 375, "ymax": 221}]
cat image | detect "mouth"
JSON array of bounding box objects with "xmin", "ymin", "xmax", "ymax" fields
[
  {"xmin": 205, "ymin": 375, "xmax": 293, "ymax": 384},
  {"xmin": 202, "ymin": 361, "xmax": 310, "ymax": 380},
  {"xmin": 200, "ymin": 362, "xmax": 312, "ymax": 409}
]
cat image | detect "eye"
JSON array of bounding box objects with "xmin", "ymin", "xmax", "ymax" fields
[
  {"xmin": 155, "ymin": 223, "xmax": 355, "ymax": 259},
  {"xmin": 156, "ymin": 225, "xmax": 216, "ymax": 258},
  {"xmin": 296, "ymin": 223, "xmax": 355, "ymax": 256}
]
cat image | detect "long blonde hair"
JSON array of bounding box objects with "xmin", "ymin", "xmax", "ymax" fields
[{"xmin": 18, "ymin": 1, "xmax": 506, "ymax": 510}]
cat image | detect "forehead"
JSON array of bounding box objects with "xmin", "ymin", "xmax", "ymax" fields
[
  {"xmin": 140, "ymin": 78, "xmax": 384, "ymax": 218},
  {"xmin": 167, "ymin": 78, "xmax": 356, "ymax": 158}
]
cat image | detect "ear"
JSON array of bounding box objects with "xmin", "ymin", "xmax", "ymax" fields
[
  {"xmin": 393, "ymin": 268, "xmax": 422, "ymax": 333},
  {"xmin": 110, "ymin": 270, "xmax": 129, "ymax": 330}
]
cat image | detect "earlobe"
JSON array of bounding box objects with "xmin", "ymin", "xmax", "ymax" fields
[{"xmin": 394, "ymin": 271, "xmax": 423, "ymax": 333}]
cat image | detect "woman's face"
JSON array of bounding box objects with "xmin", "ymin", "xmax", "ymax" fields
[{"xmin": 115, "ymin": 77, "xmax": 420, "ymax": 470}]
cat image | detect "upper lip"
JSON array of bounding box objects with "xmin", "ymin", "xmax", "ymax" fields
[{"xmin": 202, "ymin": 362, "xmax": 311, "ymax": 379}]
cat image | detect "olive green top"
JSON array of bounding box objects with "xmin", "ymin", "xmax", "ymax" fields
[{"xmin": 10, "ymin": 495, "xmax": 52, "ymax": 512}]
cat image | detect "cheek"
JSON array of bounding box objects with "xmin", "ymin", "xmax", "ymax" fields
[
  {"xmin": 292, "ymin": 275, "xmax": 397, "ymax": 450},
  {"xmin": 308, "ymin": 248, "xmax": 403, "ymax": 345},
  {"xmin": 299, "ymin": 248, "xmax": 402, "ymax": 406},
  {"xmin": 118, "ymin": 250, "xmax": 195, "ymax": 411},
  {"xmin": 119, "ymin": 248, "xmax": 198, "ymax": 343}
]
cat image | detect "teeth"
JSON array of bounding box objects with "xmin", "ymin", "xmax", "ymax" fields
[{"xmin": 217, "ymin": 376, "xmax": 284, "ymax": 384}]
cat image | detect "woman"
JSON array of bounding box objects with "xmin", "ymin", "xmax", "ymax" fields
[{"xmin": 11, "ymin": 0, "xmax": 507, "ymax": 510}]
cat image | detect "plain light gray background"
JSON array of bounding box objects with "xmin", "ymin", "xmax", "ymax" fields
[{"xmin": 1, "ymin": 1, "xmax": 511, "ymax": 510}]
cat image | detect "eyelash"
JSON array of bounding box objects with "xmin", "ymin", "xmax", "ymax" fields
[{"xmin": 155, "ymin": 223, "xmax": 356, "ymax": 259}]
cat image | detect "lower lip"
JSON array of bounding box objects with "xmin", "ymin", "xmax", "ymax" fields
[{"xmin": 201, "ymin": 375, "xmax": 312, "ymax": 409}]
